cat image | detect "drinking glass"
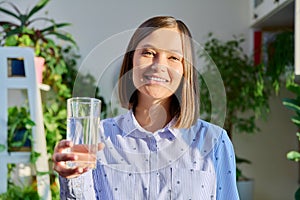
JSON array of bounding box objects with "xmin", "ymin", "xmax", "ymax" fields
[{"xmin": 66, "ymin": 97, "xmax": 101, "ymax": 169}]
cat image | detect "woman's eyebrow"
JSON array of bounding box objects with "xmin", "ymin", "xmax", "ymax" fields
[
  {"xmin": 140, "ymin": 44, "xmax": 182, "ymax": 55},
  {"xmin": 139, "ymin": 44, "xmax": 156, "ymax": 49}
]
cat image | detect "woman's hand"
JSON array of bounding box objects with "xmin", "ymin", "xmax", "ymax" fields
[{"xmin": 52, "ymin": 140, "xmax": 104, "ymax": 179}]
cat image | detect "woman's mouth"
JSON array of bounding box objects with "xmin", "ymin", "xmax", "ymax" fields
[{"xmin": 144, "ymin": 75, "xmax": 169, "ymax": 83}]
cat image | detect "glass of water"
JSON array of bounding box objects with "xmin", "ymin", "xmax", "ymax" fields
[{"xmin": 66, "ymin": 97, "xmax": 101, "ymax": 169}]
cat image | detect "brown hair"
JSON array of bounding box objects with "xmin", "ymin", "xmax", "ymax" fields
[{"xmin": 118, "ymin": 16, "xmax": 199, "ymax": 128}]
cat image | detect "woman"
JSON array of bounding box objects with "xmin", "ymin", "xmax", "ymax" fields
[{"xmin": 53, "ymin": 16, "xmax": 240, "ymax": 200}]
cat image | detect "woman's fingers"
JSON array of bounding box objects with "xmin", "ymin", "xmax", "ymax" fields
[
  {"xmin": 54, "ymin": 140, "xmax": 105, "ymax": 155},
  {"xmin": 98, "ymin": 143, "xmax": 105, "ymax": 151},
  {"xmin": 53, "ymin": 152, "xmax": 77, "ymax": 163},
  {"xmin": 53, "ymin": 163, "xmax": 88, "ymax": 178},
  {"xmin": 54, "ymin": 139, "xmax": 73, "ymax": 153},
  {"xmin": 52, "ymin": 151, "xmax": 87, "ymax": 178},
  {"xmin": 70, "ymin": 142, "xmax": 105, "ymax": 152},
  {"xmin": 53, "ymin": 140, "xmax": 105, "ymax": 178}
]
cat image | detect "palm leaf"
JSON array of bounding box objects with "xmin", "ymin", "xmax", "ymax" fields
[
  {"xmin": 291, "ymin": 116, "xmax": 300, "ymax": 127},
  {"xmin": 0, "ymin": 2, "xmax": 21, "ymax": 19},
  {"xmin": 282, "ymin": 98, "xmax": 300, "ymax": 113},
  {"xmin": 27, "ymin": 0, "xmax": 49, "ymax": 20},
  {"xmin": 47, "ymin": 31, "xmax": 76, "ymax": 45},
  {"xmin": 40, "ymin": 22, "xmax": 72, "ymax": 33}
]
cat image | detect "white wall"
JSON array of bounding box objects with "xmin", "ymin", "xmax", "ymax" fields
[
  {"xmin": 233, "ymin": 88, "xmax": 299, "ymax": 200},
  {"xmin": 1, "ymin": 0, "xmax": 251, "ymax": 100},
  {"xmin": 238, "ymin": 2, "xmax": 299, "ymax": 199},
  {"xmin": 45, "ymin": 0, "xmax": 251, "ymax": 103},
  {"xmin": 1, "ymin": 0, "xmax": 298, "ymax": 199}
]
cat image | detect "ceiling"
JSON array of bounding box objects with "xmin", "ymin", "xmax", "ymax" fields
[{"xmin": 251, "ymin": 0, "xmax": 295, "ymax": 29}]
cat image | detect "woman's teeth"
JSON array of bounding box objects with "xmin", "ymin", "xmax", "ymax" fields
[{"xmin": 145, "ymin": 76, "xmax": 168, "ymax": 82}]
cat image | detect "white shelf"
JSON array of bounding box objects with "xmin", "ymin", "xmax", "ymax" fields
[
  {"xmin": 0, "ymin": 47, "xmax": 51, "ymax": 200},
  {"xmin": 0, "ymin": 152, "xmax": 31, "ymax": 163}
]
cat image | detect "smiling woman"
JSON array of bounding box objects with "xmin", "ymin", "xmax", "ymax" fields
[
  {"xmin": 118, "ymin": 17, "xmax": 198, "ymax": 129},
  {"xmin": 131, "ymin": 28, "xmax": 185, "ymax": 132},
  {"xmin": 133, "ymin": 28, "xmax": 184, "ymax": 100},
  {"xmin": 53, "ymin": 16, "xmax": 240, "ymax": 200}
]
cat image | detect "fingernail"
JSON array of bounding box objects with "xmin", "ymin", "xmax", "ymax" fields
[
  {"xmin": 74, "ymin": 155, "xmax": 78, "ymax": 160},
  {"xmin": 78, "ymin": 168, "xmax": 83, "ymax": 173},
  {"xmin": 67, "ymin": 141, "xmax": 72, "ymax": 147}
]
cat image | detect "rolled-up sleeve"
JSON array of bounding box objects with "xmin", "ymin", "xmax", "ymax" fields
[{"xmin": 59, "ymin": 170, "xmax": 96, "ymax": 200}]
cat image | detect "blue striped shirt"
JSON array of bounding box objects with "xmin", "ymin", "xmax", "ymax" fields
[{"xmin": 59, "ymin": 110, "xmax": 240, "ymax": 200}]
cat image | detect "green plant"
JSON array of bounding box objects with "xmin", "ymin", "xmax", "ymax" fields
[
  {"xmin": 200, "ymin": 33, "xmax": 270, "ymax": 137},
  {"xmin": 0, "ymin": 105, "xmax": 42, "ymax": 176},
  {"xmin": 199, "ymin": 33, "xmax": 271, "ymax": 180},
  {"xmin": 0, "ymin": 1, "xmax": 108, "ymax": 198},
  {"xmin": 0, "ymin": 0, "xmax": 75, "ymax": 55},
  {"xmin": 283, "ymin": 81, "xmax": 300, "ymax": 162},
  {"xmin": 0, "ymin": 183, "xmax": 40, "ymax": 200},
  {"xmin": 0, "ymin": 105, "xmax": 42, "ymax": 199},
  {"xmin": 282, "ymin": 80, "xmax": 300, "ymax": 199},
  {"xmin": 264, "ymin": 30, "xmax": 294, "ymax": 93},
  {"xmin": 7, "ymin": 106, "xmax": 35, "ymax": 150},
  {"xmin": 5, "ymin": 106, "xmax": 35, "ymax": 152},
  {"xmin": 0, "ymin": 0, "xmax": 76, "ymax": 98}
]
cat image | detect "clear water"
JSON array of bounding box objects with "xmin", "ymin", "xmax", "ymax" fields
[{"xmin": 66, "ymin": 116, "xmax": 99, "ymax": 169}]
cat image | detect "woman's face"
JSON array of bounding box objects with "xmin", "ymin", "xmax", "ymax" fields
[{"xmin": 132, "ymin": 28, "xmax": 184, "ymax": 100}]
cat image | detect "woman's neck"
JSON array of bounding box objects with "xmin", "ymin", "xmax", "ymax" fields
[{"xmin": 134, "ymin": 95, "xmax": 172, "ymax": 133}]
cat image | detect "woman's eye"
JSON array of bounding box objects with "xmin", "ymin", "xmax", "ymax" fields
[
  {"xmin": 170, "ymin": 56, "xmax": 180, "ymax": 61},
  {"xmin": 142, "ymin": 51, "xmax": 154, "ymax": 56}
]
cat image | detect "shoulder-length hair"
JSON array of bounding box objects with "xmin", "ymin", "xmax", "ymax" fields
[{"xmin": 118, "ymin": 16, "xmax": 199, "ymax": 128}]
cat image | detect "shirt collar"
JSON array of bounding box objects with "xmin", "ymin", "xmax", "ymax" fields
[{"xmin": 113, "ymin": 110, "xmax": 177, "ymax": 140}]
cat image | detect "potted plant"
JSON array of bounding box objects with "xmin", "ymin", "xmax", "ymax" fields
[
  {"xmin": 199, "ymin": 33, "xmax": 271, "ymax": 199},
  {"xmin": 0, "ymin": 106, "xmax": 35, "ymax": 152},
  {"xmin": 282, "ymin": 80, "xmax": 300, "ymax": 199},
  {"xmin": 0, "ymin": 0, "xmax": 76, "ymax": 83}
]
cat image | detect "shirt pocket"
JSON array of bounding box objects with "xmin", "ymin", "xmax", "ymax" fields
[
  {"xmin": 95, "ymin": 164, "xmax": 135, "ymax": 200},
  {"xmin": 171, "ymin": 168, "xmax": 216, "ymax": 200}
]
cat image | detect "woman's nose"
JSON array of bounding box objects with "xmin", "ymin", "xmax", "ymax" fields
[
  {"xmin": 151, "ymin": 64, "xmax": 167, "ymax": 72},
  {"xmin": 151, "ymin": 55, "xmax": 167, "ymax": 72}
]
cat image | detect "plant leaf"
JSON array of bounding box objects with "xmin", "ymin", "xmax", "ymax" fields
[
  {"xmin": 40, "ymin": 22, "xmax": 72, "ymax": 33},
  {"xmin": 47, "ymin": 31, "xmax": 76, "ymax": 45},
  {"xmin": 291, "ymin": 116, "xmax": 300, "ymax": 127},
  {"xmin": 10, "ymin": 141, "xmax": 24, "ymax": 147},
  {"xmin": 30, "ymin": 151, "xmax": 41, "ymax": 164},
  {"xmin": 287, "ymin": 151, "xmax": 300, "ymax": 162},
  {"xmin": 0, "ymin": 2, "xmax": 20, "ymax": 19},
  {"xmin": 282, "ymin": 98, "xmax": 300, "ymax": 112},
  {"xmin": 27, "ymin": 0, "xmax": 49, "ymax": 20},
  {"xmin": 236, "ymin": 156, "xmax": 251, "ymax": 164}
]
